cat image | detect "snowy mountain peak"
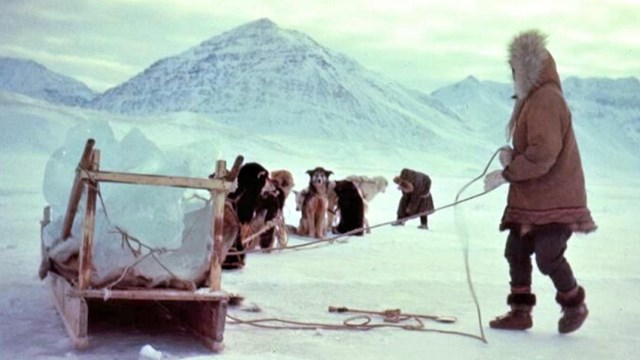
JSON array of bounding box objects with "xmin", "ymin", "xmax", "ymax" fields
[
  {"xmin": 461, "ymin": 75, "xmax": 480, "ymax": 85},
  {"xmin": 234, "ymin": 17, "xmax": 280, "ymax": 33},
  {"xmin": 199, "ymin": 17, "xmax": 285, "ymax": 47},
  {"xmin": 192, "ymin": 17, "xmax": 340, "ymax": 67},
  {"xmin": 0, "ymin": 57, "xmax": 96, "ymax": 106},
  {"xmin": 88, "ymin": 19, "xmax": 461, "ymax": 149}
]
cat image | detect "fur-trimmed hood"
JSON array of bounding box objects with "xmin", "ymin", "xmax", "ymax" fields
[
  {"xmin": 509, "ymin": 30, "xmax": 561, "ymax": 99},
  {"xmin": 396, "ymin": 168, "xmax": 431, "ymax": 196}
]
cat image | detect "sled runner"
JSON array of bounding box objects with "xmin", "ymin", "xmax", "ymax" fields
[{"xmin": 40, "ymin": 139, "xmax": 240, "ymax": 351}]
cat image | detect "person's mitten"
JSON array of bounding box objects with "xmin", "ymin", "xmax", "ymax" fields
[
  {"xmin": 499, "ymin": 146, "xmax": 514, "ymax": 168},
  {"xmin": 393, "ymin": 176, "xmax": 414, "ymax": 193},
  {"xmin": 484, "ymin": 170, "xmax": 507, "ymax": 192}
]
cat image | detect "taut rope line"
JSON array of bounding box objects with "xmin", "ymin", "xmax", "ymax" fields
[{"xmin": 227, "ymin": 147, "xmax": 505, "ymax": 256}]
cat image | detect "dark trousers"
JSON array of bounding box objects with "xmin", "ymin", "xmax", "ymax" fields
[
  {"xmin": 396, "ymin": 194, "xmax": 429, "ymax": 226},
  {"xmin": 505, "ymin": 224, "xmax": 577, "ymax": 293}
]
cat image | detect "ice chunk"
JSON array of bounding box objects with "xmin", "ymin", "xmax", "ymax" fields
[{"xmin": 42, "ymin": 120, "xmax": 214, "ymax": 288}]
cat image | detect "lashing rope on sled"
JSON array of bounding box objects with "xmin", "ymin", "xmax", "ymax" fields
[{"xmin": 76, "ymin": 169, "xmax": 203, "ymax": 290}]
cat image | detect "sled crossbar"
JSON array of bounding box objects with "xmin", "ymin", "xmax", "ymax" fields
[
  {"xmin": 74, "ymin": 288, "xmax": 229, "ymax": 301},
  {"xmin": 79, "ymin": 170, "xmax": 232, "ymax": 191}
]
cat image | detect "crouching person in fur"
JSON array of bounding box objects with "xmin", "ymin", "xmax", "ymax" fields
[
  {"xmin": 483, "ymin": 30, "xmax": 596, "ymax": 333},
  {"xmin": 392, "ymin": 168, "xmax": 434, "ymax": 229}
]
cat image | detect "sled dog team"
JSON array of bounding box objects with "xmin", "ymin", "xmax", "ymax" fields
[
  {"xmin": 231, "ymin": 164, "xmax": 432, "ymax": 242},
  {"xmin": 219, "ymin": 163, "xmax": 433, "ymax": 269}
]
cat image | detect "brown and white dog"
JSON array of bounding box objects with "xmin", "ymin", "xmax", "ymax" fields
[
  {"xmin": 293, "ymin": 188, "xmax": 308, "ymax": 212},
  {"xmin": 298, "ymin": 167, "xmax": 333, "ymax": 239},
  {"xmin": 291, "ymin": 188, "xmax": 308, "ymax": 236},
  {"xmin": 326, "ymin": 182, "xmax": 339, "ymax": 231}
]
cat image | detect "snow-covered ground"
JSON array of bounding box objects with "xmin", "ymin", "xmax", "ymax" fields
[{"xmin": 0, "ymin": 93, "xmax": 639, "ymax": 360}]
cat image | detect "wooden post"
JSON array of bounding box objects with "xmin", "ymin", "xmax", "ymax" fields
[
  {"xmin": 61, "ymin": 139, "xmax": 95, "ymax": 240},
  {"xmin": 209, "ymin": 160, "xmax": 227, "ymax": 291},
  {"xmin": 225, "ymin": 155, "xmax": 244, "ymax": 181},
  {"xmin": 172, "ymin": 300, "xmax": 227, "ymax": 352},
  {"xmin": 39, "ymin": 206, "xmax": 52, "ymax": 280},
  {"xmin": 78, "ymin": 150, "xmax": 99, "ymax": 290},
  {"xmin": 41, "ymin": 206, "xmax": 51, "ymax": 227},
  {"xmin": 50, "ymin": 272, "xmax": 89, "ymax": 349}
]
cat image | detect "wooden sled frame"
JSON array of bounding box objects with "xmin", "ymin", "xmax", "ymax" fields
[{"xmin": 43, "ymin": 138, "xmax": 242, "ymax": 351}]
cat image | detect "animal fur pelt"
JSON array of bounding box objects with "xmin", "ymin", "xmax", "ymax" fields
[{"xmin": 42, "ymin": 200, "xmax": 241, "ymax": 289}]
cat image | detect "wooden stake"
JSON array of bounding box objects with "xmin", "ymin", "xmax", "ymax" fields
[
  {"xmin": 39, "ymin": 206, "xmax": 52, "ymax": 280},
  {"xmin": 182, "ymin": 301, "xmax": 227, "ymax": 351},
  {"xmin": 78, "ymin": 150, "xmax": 99, "ymax": 290},
  {"xmin": 209, "ymin": 160, "xmax": 227, "ymax": 291},
  {"xmin": 61, "ymin": 139, "xmax": 95, "ymax": 240},
  {"xmin": 225, "ymin": 155, "xmax": 244, "ymax": 181},
  {"xmin": 49, "ymin": 272, "xmax": 89, "ymax": 349}
]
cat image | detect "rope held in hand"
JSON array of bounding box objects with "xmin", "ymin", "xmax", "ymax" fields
[{"xmin": 452, "ymin": 147, "xmax": 506, "ymax": 344}]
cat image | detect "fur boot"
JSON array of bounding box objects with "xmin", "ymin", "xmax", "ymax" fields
[
  {"xmin": 489, "ymin": 293, "xmax": 536, "ymax": 330},
  {"xmin": 556, "ymin": 286, "xmax": 588, "ymax": 334}
]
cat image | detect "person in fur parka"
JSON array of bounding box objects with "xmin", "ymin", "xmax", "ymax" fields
[
  {"xmin": 484, "ymin": 30, "xmax": 595, "ymax": 334},
  {"xmin": 392, "ymin": 168, "xmax": 434, "ymax": 229}
]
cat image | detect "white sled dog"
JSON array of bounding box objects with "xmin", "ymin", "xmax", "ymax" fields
[{"xmin": 343, "ymin": 175, "xmax": 388, "ymax": 202}]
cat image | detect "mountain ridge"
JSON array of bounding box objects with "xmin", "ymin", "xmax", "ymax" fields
[
  {"xmin": 86, "ymin": 18, "xmax": 468, "ymax": 151},
  {"xmin": 0, "ymin": 57, "xmax": 96, "ymax": 106},
  {"xmin": 1, "ymin": 18, "xmax": 638, "ymax": 168}
]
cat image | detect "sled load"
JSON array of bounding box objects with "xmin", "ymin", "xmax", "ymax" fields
[{"xmin": 39, "ymin": 138, "xmax": 242, "ymax": 351}]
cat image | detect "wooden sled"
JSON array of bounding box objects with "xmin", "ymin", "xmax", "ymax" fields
[{"xmin": 41, "ymin": 139, "xmax": 242, "ymax": 351}]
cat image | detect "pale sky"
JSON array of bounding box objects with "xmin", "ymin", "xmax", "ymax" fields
[{"xmin": 1, "ymin": 0, "xmax": 638, "ymax": 93}]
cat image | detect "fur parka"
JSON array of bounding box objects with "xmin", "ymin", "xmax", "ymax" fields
[
  {"xmin": 395, "ymin": 168, "xmax": 434, "ymax": 218},
  {"xmin": 500, "ymin": 30, "xmax": 596, "ymax": 233}
]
